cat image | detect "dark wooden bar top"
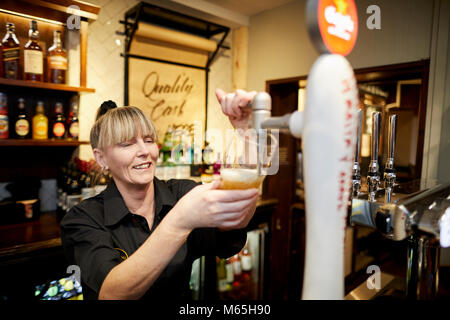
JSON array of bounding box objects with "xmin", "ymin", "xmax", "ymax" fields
[{"xmin": 0, "ymin": 211, "xmax": 62, "ymax": 259}]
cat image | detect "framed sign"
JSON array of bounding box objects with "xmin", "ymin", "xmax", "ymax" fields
[{"xmin": 128, "ymin": 57, "xmax": 206, "ymax": 143}]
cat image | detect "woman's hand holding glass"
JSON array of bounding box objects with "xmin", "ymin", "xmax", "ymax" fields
[
  {"xmin": 169, "ymin": 88, "xmax": 264, "ymax": 233},
  {"xmin": 170, "ymin": 179, "xmax": 259, "ymax": 232}
]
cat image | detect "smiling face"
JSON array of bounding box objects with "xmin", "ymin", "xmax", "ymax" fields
[
  {"xmin": 91, "ymin": 106, "xmax": 159, "ymax": 189},
  {"xmin": 102, "ymin": 135, "xmax": 159, "ymax": 188}
]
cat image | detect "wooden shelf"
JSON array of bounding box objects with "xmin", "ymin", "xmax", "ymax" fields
[
  {"xmin": 0, "ymin": 78, "xmax": 95, "ymax": 93},
  {"xmin": 0, "ymin": 139, "xmax": 89, "ymax": 147}
]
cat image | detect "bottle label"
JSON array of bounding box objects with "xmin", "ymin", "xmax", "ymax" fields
[
  {"xmin": 48, "ymin": 55, "xmax": 67, "ymax": 70},
  {"xmin": 218, "ymin": 279, "xmax": 228, "ymax": 292},
  {"xmin": 241, "ymin": 256, "xmax": 252, "ymax": 271},
  {"xmin": 69, "ymin": 122, "xmax": 79, "ymax": 137},
  {"xmin": 53, "ymin": 122, "xmax": 65, "ymax": 137},
  {"xmin": 3, "ymin": 47, "xmax": 20, "ymax": 61},
  {"xmin": 0, "ymin": 115, "xmax": 8, "ymax": 138},
  {"xmin": 15, "ymin": 119, "xmax": 30, "ymax": 136},
  {"xmin": 34, "ymin": 120, "xmax": 47, "ymax": 138},
  {"xmin": 24, "ymin": 50, "xmax": 43, "ymax": 74}
]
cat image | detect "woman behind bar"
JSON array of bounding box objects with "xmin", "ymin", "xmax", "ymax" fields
[{"xmin": 60, "ymin": 89, "xmax": 257, "ymax": 300}]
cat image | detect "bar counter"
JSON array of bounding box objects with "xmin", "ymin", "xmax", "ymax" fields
[{"xmin": 0, "ymin": 211, "xmax": 62, "ymax": 260}]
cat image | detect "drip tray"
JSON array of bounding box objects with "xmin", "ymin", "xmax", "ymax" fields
[{"xmin": 345, "ymin": 272, "xmax": 403, "ymax": 300}]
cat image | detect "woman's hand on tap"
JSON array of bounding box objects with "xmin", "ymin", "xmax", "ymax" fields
[{"xmin": 215, "ymin": 88, "xmax": 257, "ymax": 131}]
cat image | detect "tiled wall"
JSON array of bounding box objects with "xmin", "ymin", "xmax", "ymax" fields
[
  {"xmin": 79, "ymin": 0, "xmax": 234, "ymax": 159},
  {"xmin": 78, "ymin": 0, "xmax": 138, "ymax": 159}
]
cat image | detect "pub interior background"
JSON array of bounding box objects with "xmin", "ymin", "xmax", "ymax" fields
[{"xmin": 0, "ymin": 0, "xmax": 449, "ymax": 301}]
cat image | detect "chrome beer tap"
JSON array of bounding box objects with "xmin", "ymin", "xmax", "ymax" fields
[
  {"xmin": 350, "ymin": 181, "xmax": 450, "ymax": 299},
  {"xmin": 351, "ymin": 109, "xmax": 363, "ymax": 198},
  {"xmin": 383, "ymin": 115, "xmax": 397, "ymax": 203},
  {"xmin": 367, "ymin": 112, "xmax": 381, "ymax": 202},
  {"xmin": 245, "ymin": 91, "xmax": 301, "ymax": 176},
  {"xmin": 377, "ymin": 182, "xmax": 450, "ymax": 299}
]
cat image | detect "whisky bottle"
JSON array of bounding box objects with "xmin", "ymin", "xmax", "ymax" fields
[
  {"xmin": 0, "ymin": 93, "xmax": 8, "ymax": 139},
  {"xmin": 47, "ymin": 30, "xmax": 67, "ymax": 84},
  {"xmin": 52, "ymin": 102, "xmax": 66, "ymax": 139},
  {"xmin": 66, "ymin": 102, "xmax": 79, "ymax": 140},
  {"xmin": 2, "ymin": 23, "xmax": 20, "ymax": 79},
  {"xmin": 32, "ymin": 101, "xmax": 48, "ymax": 139},
  {"xmin": 24, "ymin": 20, "xmax": 43, "ymax": 82},
  {"xmin": 15, "ymin": 98, "xmax": 30, "ymax": 139}
]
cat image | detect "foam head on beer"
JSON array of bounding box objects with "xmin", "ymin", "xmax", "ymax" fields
[{"xmin": 219, "ymin": 168, "xmax": 264, "ymax": 190}]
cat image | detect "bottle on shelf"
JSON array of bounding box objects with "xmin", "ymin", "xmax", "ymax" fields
[
  {"xmin": 0, "ymin": 92, "xmax": 8, "ymax": 139},
  {"xmin": 57, "ymin": 158, "xmax": 98, "ymax": 215},
  {"xmin": 64, "ymin": 158, "xmax": 82, "ymax": 212},
  {"xmin": 213, "ymin": 152, "xmax": 221, "ymax": 181},
  {"xmin": 161, "ymin": 126, "xmax": 174, "ymax": 162},
  {"xmin": 80, "ymin": 161, "xmax": 94, "ymax": 201},
  {"xmin": 32, "ymin": 101, "xmax": 48, "ymax": 139},
  {"xmin": 15, "ymin": 98, "xmax": 30, "ymax": 139},
  {"xmin": 47, "ymin": 30, "xmax": 67, "ymax": 84},
  {"xmin": 52, "ymin": 102, "xmax": 66, "ymax": 139},
  {"xmin": 61, "ymin": 162, "xmax": 72, "ymax": 213},
  {"xmin": 202, "ymin": 141, "xmax": 213, "ymax": 165},
  {"xmin": 94, "ymin": 170, "xmax": 108, "ymax": 195},
  {"xmin": 216, "ymin": 258, "xmax": 229, "ymax": 294},
  {"xmin": 56, "ymin": 164, "xmax": 67, "ymax": 217},
  {"xmin": 230, "ymin": 254, "xmax": 242, "ymax": 288},
  {"xmin": 24, "ymin": 20, "xmax": 43, "ymax": 82},
  {"xmin": 68, "ymin": 165, "xmax": 81, "ymax": 196},
  {"xmin": 2, "ymin": 22, "xmax": 20, "ymax": 80},
  {"xmin": 185, "ymin": 133, "xmax": 193, "ymax": 165},
  {"xmin": 225, "ymin": 257, "xmax": 234, "ymax": 290},
  {"xmin": 240, "ymin": 241, "xmax": 253, "ymax": 282},
  {"xmin": 66, "ymin": 102, "xmax": 79, "ymax": 140},
  {"xmin": 236, "ymin": 240, "xmax": 255, "ymax": 299},
  {"xmin": 172, "ymin": 129, "xmax": 183, "ymax": 163}
]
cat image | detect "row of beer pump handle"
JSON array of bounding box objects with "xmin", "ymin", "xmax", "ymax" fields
[
  {"xmin": 245, "ymin": 56, "xmax": 449, "ymax": 300},
  {"xmin": 241, "ymin": 0, "xmax": 449, "ymax": 300},
  {"xmin": 352, "ymin": 111, "xmax": 398, "ymax": 203}
]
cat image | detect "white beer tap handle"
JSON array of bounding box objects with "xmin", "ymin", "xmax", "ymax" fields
[{"xmin": 301, "ymin": 54, "xmax": 358, "ymax": 300}]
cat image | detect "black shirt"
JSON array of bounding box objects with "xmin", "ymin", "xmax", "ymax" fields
[{"xmin": 60, "ymin": 178, "xmax": 246, "ymax": 300}]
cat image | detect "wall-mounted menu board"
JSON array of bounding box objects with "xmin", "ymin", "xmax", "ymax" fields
[{"xmin": 128, "ymin": 57, "xmax": 205, "ymax": 143}]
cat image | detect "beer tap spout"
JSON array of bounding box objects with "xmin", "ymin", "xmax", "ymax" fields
[
  {"xmin": 352, "ymin": 109, "xmax": 363, "ymax": 198},
  {"xmin": 384, "ymin": 115, "xmax": 397, "ymax": 203},
  {"xmin": 367, "ymin": 112, "xmax": 381, "ymax": 202}
]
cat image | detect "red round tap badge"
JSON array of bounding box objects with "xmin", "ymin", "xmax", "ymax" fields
[{"xmin": 307, "ymin": 0, "xmax": 358, "ymax": 56}]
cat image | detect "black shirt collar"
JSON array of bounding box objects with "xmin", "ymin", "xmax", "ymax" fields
[{"xmin": 103, "ymin": 178, "xmax": 178, "ymax": 227}]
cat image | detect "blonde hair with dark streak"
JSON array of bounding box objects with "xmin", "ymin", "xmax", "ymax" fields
[{"xmin": 90, "ymin": 106, "xmax": 158, "ymax": 151}]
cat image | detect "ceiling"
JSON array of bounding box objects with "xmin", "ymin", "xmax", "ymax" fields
[
  {"xmin": 202, "ymin": 0, "xmax": 295, "ymax": 16},
  {"xmin": 144, "ymin": 0, "xmax": 295, "ymax": 27}
]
